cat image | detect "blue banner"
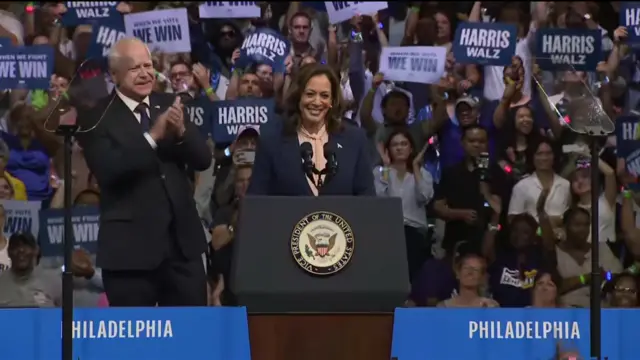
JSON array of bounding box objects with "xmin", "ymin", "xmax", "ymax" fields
[
  {"xmin": 61, "ymin": 1, "xmax": 120, "ymax": 26},
  {"xmin": 0, "ymin": 45, "xmax": 54, "ymax": 90},
  {"xmin": 184, "ymin": 95, "xmax": 213, "ymax": 137},
  {"xmin": 0, "ymin": 38, "xmax": 10, "ymax": 48},
  {"xmin": 452, "ymin": 22, "xmax": 517, "ymax": 66},
  {"xmin": 38, "ymin": 207, "xmax": 100, "ymax": 257},
  {"xmin": 535, "ymin": 28, "xmax": 602, "ymax": 71},
  {"xmin": 211, "ymin": 98, "xmax": 274, "ymax": 143},
  {"xmin": 87, "ymin": 19, "xmax": 126, "ymax": 59},
  {"xmin": 621, "ymin": 2, "xmax": 640, "ymax": 47},
  {"xmin": 0, "ymin": 307, "xmax": 251, "ymax": 360},
  {"xmin": 237, "ymin": 27, "xmax": 290, "ymax": 73},
  {"xmin": 616, "ymin": 115, "xmax": 640, "ymax": 191},
  {"xmin": 392, "ymin": 308, "xmax": 640, "ymax": 360}
]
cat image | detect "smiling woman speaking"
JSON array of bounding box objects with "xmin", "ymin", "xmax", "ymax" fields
[{"xmin": 248, "ymin": 63, "xmax": 374, "ymax": 196}]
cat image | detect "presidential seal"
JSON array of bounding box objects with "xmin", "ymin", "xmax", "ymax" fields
[{"xmin": 290, "ymin": 211, "xmax": 355, "ymax": 275}]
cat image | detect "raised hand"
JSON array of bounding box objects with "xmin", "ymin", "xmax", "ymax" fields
[{"xmin": 166, "ymin": 96, "xmax": 186, "ymax": 138}]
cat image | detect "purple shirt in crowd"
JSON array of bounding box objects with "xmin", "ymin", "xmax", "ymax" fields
[
  {"xmin": 410, "ymin": 258, "xmax": 458, "ymax": 306},
  {"xmin": 1, "ymin": 132, "xmax": 51, "ymax": 201}
]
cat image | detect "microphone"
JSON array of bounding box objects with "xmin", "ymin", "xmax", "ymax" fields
[
  {"xmin": 323, "ymin": 142, "xmax": 338, "ymax": 184},
  {"xmin": 300, "ymin": 142, "xmax": 315, "ymax": 185}
]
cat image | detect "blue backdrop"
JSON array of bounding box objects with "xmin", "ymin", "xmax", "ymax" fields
[
  {"xmin": 392, "ymin": 308, "xmax": 640, "ymax": 360},
  {"xmin": 0, "ymin": 307, "xmax": 251, "ymax": 360}
]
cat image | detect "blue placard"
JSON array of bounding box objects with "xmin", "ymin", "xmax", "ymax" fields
[
  {"xmin": 38, "ymin": 207, "xmax": 100, "ymax": 257},
  {"xmin": 392, "ymin": 308, "xmax": 640, "ymax": 360},
  {"xmin": 211, "ymin": 98, "xmax": 274, "ymax": 143},
  {"xmin": 0, "ymin": 307, "xmax": 251, "ymax": 360},
  {"xmin": 535, "ymin": 28, "xmax": 602, "ymax": 72},
  {"xmin": 452, "ymin": 22, "xmax": 517, "ymax": 66},
  {"xmin": 87, "ymin": 19, "xmax": 127, "ymax": 59},
  {"xmin": 0, "ymin": 45, "xmax": 54, "ymax": 90},
  {"xmin": 616, "ymin": 115, "xmax": 640, "ymax": 191},
  {"xmin": 0, "ymin": 38, "xmax": 10, "ymax": 48},
  {"xmin": 621, "ymin": 2, "xmax": 640, "ymax": 47},
  {"xmin": 184, "ymin": 96, "xmax": 213, "ymax": 137},
  {"xmin": 237, "ymin": 27, "xmax": 290, "ymax": 73},
  {"xmin": 61, "ymin": 1, "xmax": 120, "ymax": 26}
]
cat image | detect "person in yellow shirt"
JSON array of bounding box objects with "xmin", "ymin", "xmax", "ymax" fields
[{"xmin": 0, "ymin": 140, "xmax": 26, "ymax": 200}]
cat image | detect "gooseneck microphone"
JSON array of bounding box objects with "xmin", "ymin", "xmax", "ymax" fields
[
  {"xmin": 323, "ymin": 142, "xmax": 338, "ymax": 185},
  {"xmin": 300, "ymin": 142, "xmax": 316, "ymax": 186}
]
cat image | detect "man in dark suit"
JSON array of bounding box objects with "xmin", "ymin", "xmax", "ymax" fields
[{"xmin": 76, "ymin": 38, "xmax": 212, "ymax": 306}]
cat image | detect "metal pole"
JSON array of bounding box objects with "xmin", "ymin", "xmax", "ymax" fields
[
  {"xmin": 57, "ymin": 123, "xmax": 78, "ymax": 360},
  {"xmin": 589, "ymin": 137, "xmax": 601, "ymax": 360}
]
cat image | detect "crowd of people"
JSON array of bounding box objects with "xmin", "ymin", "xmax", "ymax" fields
[{"xmin": 0, "ymin": 1, "xmax": 638, "ymax": 314}]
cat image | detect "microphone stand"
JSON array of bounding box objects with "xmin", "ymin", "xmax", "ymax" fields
[{"xmin": 56, "ymin": 120, "xmax": 79, "ymax": 360}]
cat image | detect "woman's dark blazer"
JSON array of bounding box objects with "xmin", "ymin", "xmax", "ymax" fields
[{"xmin": 247, "ymin": 124, "xmax": 375, "ymax": 196}]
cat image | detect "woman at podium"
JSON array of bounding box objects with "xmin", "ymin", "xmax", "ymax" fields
[{"xmin": 248, "ymin": 64, "xmax": 375, "ymax": 196}]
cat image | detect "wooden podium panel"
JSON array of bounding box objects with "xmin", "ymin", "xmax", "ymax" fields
[{"xmin": 248, "ymin": 314, "xmax": 394, "ymax": 360}]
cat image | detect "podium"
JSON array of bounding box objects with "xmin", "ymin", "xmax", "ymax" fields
[{"xmin": 233, "ymin": 196, "xmax": 408, "ymax": 360}]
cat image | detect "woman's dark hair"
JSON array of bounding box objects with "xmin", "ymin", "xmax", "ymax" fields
[
  {"xmin": 562, "ymin": 206, "xmax": 590, "ymax": 227},
  {"xmin": 534, "ymin": 269, "xmax": 563, "ymax": 291},
  {"xmin": 282, "ymin": 63, "xmax": 345, "ymax": 136},
  {"xmin": 498, "ymin": 105, "xmax": 543, "ymax": 172},
  {"xmin": 509, "ymin": 213, "xmax": 539, "ymax": 239},
  {"xmin": 384, "ymin": 128, "xmax": 417, "ymax": 173},
  {"xmin": 525, "ymin": 138, "xmax": 559, "ymax": 173}
]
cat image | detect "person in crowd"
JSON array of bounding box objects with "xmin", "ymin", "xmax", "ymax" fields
[
  {"xmin": 568, "ymin": 152, "xmax": 618, "ymax": 243},
  {"xmin": 539, "ymin": 207, "xmax": 622, "ymax": 308},
  {"xmin": 2, "ymin": 103, "xmax": 59, "ymax": 201},
  {"xmin": 621, "ymin": 188, "xmax": 640, "ymax": 258},
  {"xmin": 76, "ymin": 37, "xmax": 211, "ymax": 307},
  {"xmin": 530, "ymin": 271, "xmax": 562, "ymax": 308},
  {"xmin": 0, "ymin": 139, "xmax": 26, "ymax": 200},
  {"xmin": 484, "ymin": 213, "xmax": 553, "ymax": 307},
  {"xmin": 211, "ymin": 126, "xmax": 259, "ymax": 215},
  {"xmin": 287, "ymin": 11, "xmax": 324, "ymax": 70},
  {"xmin": 248, "ymin": 63, "xmax": 374, "ymax": 196},
  {"xmin": 169, "ymin": 59, "xmax": 221, "ymax": 102},
  {"xmin": 437, "ymin": 253, "xmax": 498, "ymax": 308},
  {"xmin": 0, "ymin": 232, "xmax": 60, "ymax": 307},
  {"xmin": 508, "ymin": 139, "xmax": 570, "ymax": 227},
  {"xmin": 374, "ymin": 128, "xmax": 434, "ymax": 281},
  {"xmin": 434, "ymin": 125, "xmax": 504, "ymax": 256},
  {"xmin": 409, "ymin": 240, "xmax": 475, "ymax": 307},
  {"xmin": 0, "ymin": 204, "xmax": 9, "ymax": 272},
  {"xmin": 605, "ymin": 273, "xmax": 639, "ymax": 308},
  {"xmin": 211, "ymin": 160, "xmax": 254, "ymax": 306}
]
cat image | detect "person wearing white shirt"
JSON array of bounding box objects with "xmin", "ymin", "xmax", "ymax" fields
[
  {"xmin": 568, "ymin": 157, "xmax": 618, "ymax": 243},
  {"xmin": 509, "ymin": 140, "xmax": 571, "ymax": 224}
]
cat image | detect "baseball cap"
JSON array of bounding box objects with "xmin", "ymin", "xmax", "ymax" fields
[
  {"xmin": 235, "ymin": 125, "xmax": 260, "ymax": 141},
  {"xmin": 455, "ymin": 95, "xmax": 481, "ymax": 110}
]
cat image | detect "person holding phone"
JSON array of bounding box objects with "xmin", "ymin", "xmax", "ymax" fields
[{"xmin": 433, "ymin": 125, "xmax": 505, "ymax": 256}]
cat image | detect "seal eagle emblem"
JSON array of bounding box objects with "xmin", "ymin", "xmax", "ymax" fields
[{"xmin": 290, "ymin": 211, "xmax": 355, "ymax": 275}]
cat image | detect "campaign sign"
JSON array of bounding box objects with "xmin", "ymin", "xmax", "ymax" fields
[
  {"xmin": 616, "ymin": 116, "xmax": 640, "ymax": 191},
  {"xmin": 61, "ymin": 1, "xmax": 119, "ymax": 26},
  {"xmin": 199, "ymin": 1, "xmax": 261, "ymax": 19},
  {"xmin": 87, "ymin": 20, "xmax": 127, "ymax": 59},
  {"xmin": 124, "ymin": 8, "xmax": 191, "ymax": 54},
  {"xmin": 325, "ymin": 2, "xmax": 388, "ymax": 24},
  {"xmin": 0, "ymin": 307, "xmax": 251, "ymax": 360},
  {"xmin": 621, "ymin": 2, "xmax": 640, "ymax": 47},
  {"xmin": 0, "ymin": 38, "xmax": 10, "ymax": 48},
  {"xmin": 379, "ymin": 46, "xmax": 446, "ymax": 84},
  {"xmin": 237, "ymin": 27, "xmax": 290, "ymax": 73},
  {"xmin": 1, "ymin": 200, "xmax": 41, "ymax": 238},
  {"xmin": 0, "ymin": 45, "xmax": 54, "ymax": 90},
  {"xmin": 452, "ymin": 22, "xmax": 517, "ymax": 66},
  {"xmin": 212, "ymin": 98, "xmax": 274, "ymax": 143},
  {"xmin": 392, "ymin": 308, "xmax": 640, "ymax": 360},
  {"xmin": 184, "ymin": 95, "xmax": 213, "ymax": 137},
  {"xmin": 38, "ymin": 207, "xmax": 100, "ymax": 257},
  {"xmin": 536, "ymin": 28, "xmax": 601, "ymax": 71}
]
